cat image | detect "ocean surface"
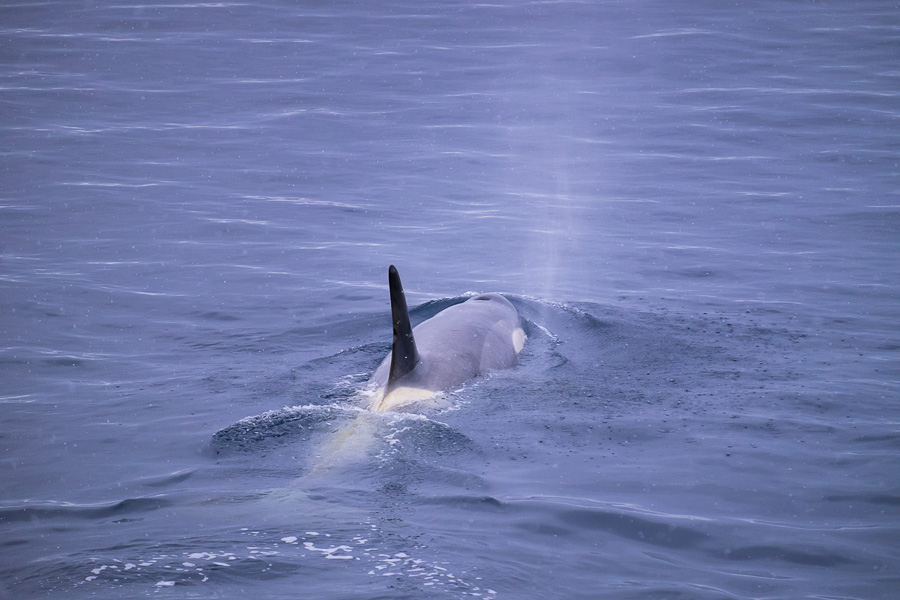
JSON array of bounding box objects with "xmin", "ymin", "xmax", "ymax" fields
[{"xmin": 1, "ymin": 1, "xmax": 898, "ymax": 598}]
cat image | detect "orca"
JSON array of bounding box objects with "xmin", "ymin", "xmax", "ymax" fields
[{"xmin": 366, "ymin": 265, "xmax": 526, "ymax": 412}]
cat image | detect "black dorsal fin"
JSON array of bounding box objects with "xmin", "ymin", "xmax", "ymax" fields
[{"xmin": 387, "ymin": 265, "xmax": 419, "ymax": 392}]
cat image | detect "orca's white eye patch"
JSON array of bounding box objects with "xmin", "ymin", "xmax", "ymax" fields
[{"xmin": 512, "ymin": 328, "xmax": 526, "ymax": 354}]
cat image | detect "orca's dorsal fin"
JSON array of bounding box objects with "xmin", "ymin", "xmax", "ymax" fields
[{"xmin": 387, "ymin": 265, "xmax": 419, "ymax": 392}]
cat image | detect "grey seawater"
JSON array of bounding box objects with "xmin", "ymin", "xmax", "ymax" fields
[{"xmin": 1, "ymin": 1, "xmax": 897, "ymax": 598}]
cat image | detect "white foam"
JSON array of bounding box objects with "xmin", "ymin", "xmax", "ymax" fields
[
  {"xmin": 75, "ymin": 523, "xmax": 495, "ymax": 595},
  {"xmin": 303, "ymin": 541, "xmax": 354, "ymax": 560}
]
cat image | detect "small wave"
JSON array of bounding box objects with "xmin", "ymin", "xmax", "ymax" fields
[
  {"xmin": 0, "ymin": 496, "xmax": 172, "ymax": 524},
  {"xmin": 504, "ymin": 496, "xmax": 710, "ymax": 550},
  {"xmin": 134, "ymin": 469, "xmax": 195, "ymax": 488},
  {"xmin": 210, "ymin": 404, "xmax": 361, "ymax": 453},
  {"xmin": 720, "ymin": 544, "xmax": 852, "ymax": 567}
]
